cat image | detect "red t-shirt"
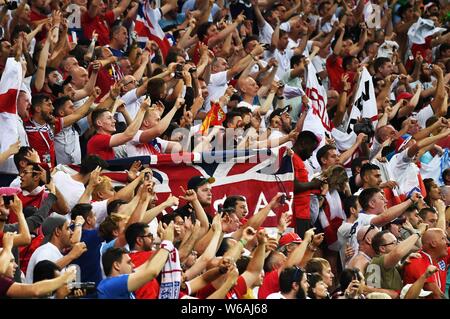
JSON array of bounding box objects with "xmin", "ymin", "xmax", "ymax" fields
[
  {"xmin": 292, "ymin": 153, "xmax": 311, "ymax": 220},
  {"xmin": 403, "ymin": 248, "xmax": 450, "ymax": 294},
  {"xmin": 24, "ymin": 118, "xmax": 63, "ymax": 168},
  {"xmin": 81, "ymin": 10, "xmax": 115, "ymax": 46},
  {"xmin": 0, "ymin": 276, "xmax": 14, "ymax": 298},
  {"xmin": 129, "ymin": 251, "xmax": 160, "ymax": 299},
  {"xmin": 258, "ymin": 269, "xmax": 279, "ymax": 299},
  {"xmin": 7, "ymin": 189, "xmax": 47, "ymax": 224},
  {"xmin": 326, "ymin": 54, "xmax": 344, "ymax": 92},
  {"xmin": 196, "ymin": 275, "xmax": 247, "ymax": 299},
  {"xmin": 87, "ymin": 133, "xmax": 115, "ymax": 160}
]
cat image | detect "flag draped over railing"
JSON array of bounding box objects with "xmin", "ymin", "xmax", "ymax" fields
[{"xmin": 51, "ymin": 148, "xmax": 294, "ymax": 227}]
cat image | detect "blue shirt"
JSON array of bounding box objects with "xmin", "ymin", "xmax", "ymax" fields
[
  {"xmin": 73, "ymin": 229, "xmax": 104, "ymax": 286},
  {"xmin": 97, "ymin": 274, "xmax": 135, "ymax": 299}
]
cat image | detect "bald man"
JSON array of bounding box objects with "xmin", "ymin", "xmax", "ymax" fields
[
  {"xmin": 347, "ymin": 225, "xmax": 380, "ymax": 273},
  {"xmin": 403, "ymin": 228, "xmax": 450, "ymax": 299}
]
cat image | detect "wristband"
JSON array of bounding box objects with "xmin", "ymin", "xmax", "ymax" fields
[
  {"xmin": 415, "ymin": 232, "xmax": 422, "ymax": 239},
  {"xmin": 74, "ymin": 223, "xmax": 83, "ymax": 227},
  {"xmin": 160, "ymin": 240, "xmax": 174, "ymax": 252}
]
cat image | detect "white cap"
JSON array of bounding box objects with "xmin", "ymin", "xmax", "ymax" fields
[{"xmin": 400, "ymin": 284, "xmax": 432, "ymax": 299}]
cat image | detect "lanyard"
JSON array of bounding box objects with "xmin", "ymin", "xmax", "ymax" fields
[{"xmin": 30, "ymin": 120, "xmax": 51, "ymax": 151}]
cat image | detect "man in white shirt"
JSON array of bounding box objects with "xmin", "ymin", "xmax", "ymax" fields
[
  {"xmin": 25, "ymin": 215, "xmax": 87, "ymax": 283},
  {"xmin": 53, "ymin": 155, "xmax": 109, "ymax": 211},
  {"xmin": 206, "ymin": 45, "xmax": 264, "ymax": 111}
]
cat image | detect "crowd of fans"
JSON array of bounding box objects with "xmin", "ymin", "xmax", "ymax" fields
[{"xmin": 0, "ymin": 0, "xmax": 449, "ymax": 299}]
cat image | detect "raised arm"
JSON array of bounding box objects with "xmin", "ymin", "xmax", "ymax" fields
[
  {"xmin": 139, "ymin": 97, "xmax": 184, "ymax": 143},
  {"xmin": 232, "ymin": 194, "xmax": 282, "ymax": 240},
  {"xmin": 112, "ymin": 0, "xmax": 132, "ymax": 19},
  {"xmin": 109, "ymin": 99, "xmax": 149, "ymax": 147},
  {"xmin": 241, "ymin": 231, "xmax": 266, "ymax": 287},
  {"xmin": 383, "ymin": 223, "xmax": 427, "ymax": 269},
  {"xmin": 127, "ymin": 222, "xmax": 174, "ymax": 292},
  {"xmin": 33, "ymin": 36, "xmax": 51, "ymax": 92}
]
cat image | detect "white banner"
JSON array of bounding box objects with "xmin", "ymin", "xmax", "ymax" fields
[{"xmin": 345, "ymin": 67, "xmax": 378, "ymax": 134}]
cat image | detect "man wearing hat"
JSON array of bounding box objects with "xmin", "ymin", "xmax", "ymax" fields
[
  {"xmin": 25, "ymin": 215, "xmax": 87, "ymax": 283},
  {"xmin": 172, "ymin": 175, "xmax": 216, "ymax": 221},
  {"xmin": 267, "ymin": 105, "xmax": 293, "ymax": 141},
  {"xmin": 258, "ymin": 228, "xmax": 322, "ymax": 298}
]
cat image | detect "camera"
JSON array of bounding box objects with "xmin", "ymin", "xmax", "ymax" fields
[
  {"xmin": 174, "ymin": 64, "xmax": 183, "ymax": 79},
  {"xmin": 67, "ymin": 282, "xmax": 96, "ymax": 297},
  {"xmin": 353, "ymin": 118, "xmax": 375, "ymax": 140},
  {"xmin": 188, "ymin": 67, "xmax": 197, "ymax": 73},
  {"xmin": 279, "ymin": 194, "xmax": 286, "ymax": 205},
  {"xmin": 5, "ymin": 1, "xmax": 17, "ymax": 10},
  {"xmin": 2, "ymin": 195, "xmax": 13, "ymax": 207},
  {"xmin": 144, "ymin": 172, "xmax": 151, "ymax": 182}
]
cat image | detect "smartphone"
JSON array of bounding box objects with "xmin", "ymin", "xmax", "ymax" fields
[
  {"xmin": 280, "ymin": 194, "xmax": 286, "ymax": 205},
  {"xmin": 3, "ymin": 195, "xmax": 14, "ymax": 207}
]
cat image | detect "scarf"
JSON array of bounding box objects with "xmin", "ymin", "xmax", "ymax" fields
[{"xmin": 158, "ymin": 243, "xmax": 182, "ymax": 299}]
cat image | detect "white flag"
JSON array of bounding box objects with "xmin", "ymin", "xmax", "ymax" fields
[
  {"xmin": 0, "ymin": 58, "xmax": 23, "ymax": 173},
  {"xmin": 407, "ymin": 18, "xmax": 446, "ymax": 45},
  {"xmin": 345, "ymin": 67, "xmax": 378, "ymax": 134}
]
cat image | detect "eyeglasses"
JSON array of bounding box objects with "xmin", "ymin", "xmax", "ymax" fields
[
  {"xmin": 123, "ymin": 79, "xmax": 138, "ymax": 86},
  {"xmin": 362, "ymin": 224, "xmax": 376, "ymax": 242},
  {"xmin": 139, "ymin": 234, "xmax": 153, "ymax": 239},
  {"xmin": 380, "ymin": 239, "xmax": 399, "ymax": 246}
]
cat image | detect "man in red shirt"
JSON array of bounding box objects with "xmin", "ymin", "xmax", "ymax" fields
[
  {"xmin": 25, "ymin": 94, "xmax": 97, "ymax": 167},
  {"xmin": 403, "ymin": 228, "xmax": 450, "ymax": 299},
  {"xmin": 291, "ymin": 130, "xmax": 322, "ymax": 237},
  {"xmin": 87, "ymin": 99, "xmax": 150, "ymax": 160},
  {"xmin": 125, "ymin": 222, "xmax": 159, "ymax": 299},
  {"xmin": 82, "ymin": 0, "xmax": 133, "ymax": 46}
]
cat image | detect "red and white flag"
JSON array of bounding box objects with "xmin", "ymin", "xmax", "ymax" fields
[
  {"xmin": 135, "ymin": 0, "xmax": 171, "ymax": 60},
  {"xmin": 0, "ymin": 58, "xmax": 23, "ymax": 173},
  {"xmin": 304, "ymin": 62, "xmax": 333, "ymax": 142}
]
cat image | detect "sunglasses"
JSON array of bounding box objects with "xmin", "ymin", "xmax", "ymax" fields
[{"xmin": 362, "ymin": 224, "xmax": 376, "ymax": 242}]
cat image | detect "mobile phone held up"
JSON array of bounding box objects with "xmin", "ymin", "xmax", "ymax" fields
[{"xmin": 2, "ymin": 195, "xmax": 14, "ymax": 207}]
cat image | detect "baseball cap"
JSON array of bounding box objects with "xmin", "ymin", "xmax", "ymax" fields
[
  {"xmin": 400, "ymin": 284, "xmax": 432, "ymax": 299},
  {"xmin": 279, "ymin": 232, "xmax": 302, "ymax": 247},
  {"xmin": 41, "ymin": 215, "xmax": 67, "ymax": 245},
  {"xmin": 268, "ymin": 105, "xmax": 292, "ymax": 123},
  {"xmin": 187, "ymin": 175, "xmax": 215, "ymax": 190},
  {"xmin": 396, "ymin": 92, "xmax": 413, "ymax": 102}
]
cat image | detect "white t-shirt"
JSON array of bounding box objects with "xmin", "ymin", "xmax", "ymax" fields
[
  {"xmin": 416, "ymin": 104, "xmax": 434, "ymax": 129},
  {"xmin": 266, "ymin": 292, "xmax": 287, "ymax": 299},
  {"xmin": 265, "ymin": 48, "xmax": 295, "ymax": 79},
  {"xmin": 126, "ymin": 130, "xmax": 168, "ymax": 157},
  {"xmin": 388, "ymin": 149, "xmax": 420, "ymax": 195},
  {"xmin": 25, "ymin": 242, "xmax": 63, "ymax": 283},
  {"xmin": 53, "ymin": 171, "xmax": 85, "ymax": 211},
  {"xmin": 207, "ymin": 71, "xmax": 228, "ymax": 103},
  {"xmin": 337, "ymin": 213, "xmax": 375, "ymax": 269},
  {"xmin": 259, "ymin": 21, "xmax": 274, "ymax": 44},
  {"xmin": 121, "ymin": 88, "xmax": 144, "ymax": 120},
  {"xmin": 91, "ymin": 199, "xmax": 109, "ymax": 227},
  {"xmin": 73, "ymin": 97, "xmax": 90, "ymax": 135}
]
